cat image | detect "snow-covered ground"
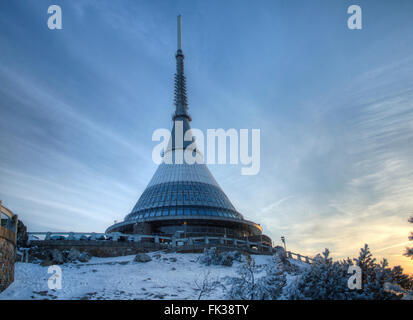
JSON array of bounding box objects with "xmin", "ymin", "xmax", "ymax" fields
[{"xmin": 0, "ymin": 251, "xmax": 287, "ymax": 300}]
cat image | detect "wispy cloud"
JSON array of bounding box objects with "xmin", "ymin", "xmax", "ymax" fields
[{"xmin": 252, "ymin": 57, "xmax": 413, "ymax": 272}]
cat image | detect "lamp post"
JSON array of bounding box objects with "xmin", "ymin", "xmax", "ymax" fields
[
  {"xmin": 281, "ymin": 236, "xmax": 286, "ymax": 252},
  {"xmin": 184, "ymin": 221, "xmax": 187, "ymax": 238}
]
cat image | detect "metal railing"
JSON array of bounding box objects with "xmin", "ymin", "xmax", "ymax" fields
[
  {"xmin": 27, "ymin": 232, "xmax": 273, "ymax": 253},
  {"xmin": 28, "ymin": 231, "xmax": 171, "ymax": 242},
  {"xmin": 286, "ymin": 251, "xmax": 314, "ymax": 264}
]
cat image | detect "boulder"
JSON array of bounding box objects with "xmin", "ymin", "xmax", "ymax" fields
[
  {"xmin": 28, "ymin": 247, "xmax": 49, "ymax": 262},
  {"xmin": 67, "ymin": 248, "xmax": 81, "ymax": 262},
  {"xmin": 134, "ymin": 253, "xmax": 152, "ymax": 263},
  {"xmin": 220, "ymin": 253, "xmax": 234, "ymax": 266},
  {"xmin": 78, "ymin": 252, "xmax": 91, "ymax": 263},
  {"xmin": 199, "ymin": 247, "xmax": 221, "ymax": 266},
  {"xmin": 51, "ymin": 249, "xmax": 64, "ymax": 264}
]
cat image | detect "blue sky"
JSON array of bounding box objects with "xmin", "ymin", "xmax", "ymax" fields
[{"xmin": 0, "ymin": 0, "xmax": 412, "ymax": 272}]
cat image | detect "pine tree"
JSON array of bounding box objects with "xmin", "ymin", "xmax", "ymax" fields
[
  {"xmin": 361, "ymin": 259, "xmax": 399, "ymax": 300},
  {"xmin": 228, "ymin": 244, "xmax": 410, "ymax": 300},
  {"xmin": 258, "ymin": 253, "xmax": 287, "ymax": 299},
  {"xmin": 352, "ymin": 245, "xmax": 405, "ymax": 300},
  {"xmin": 390, "ymin": 265, "xmax": 413, "ymax": 291},
  {"xmin": 353, "ymin": 244, "xmax": 376, "ymax": 287},
  {"xmin": 287, "ymin": 249, "xmax": 356, "ymax": 300},
  {"xmin": 404, "ymin": 216, "xmax": 413, "ymax": 260},
  {"xmin": 227, "ymin": 255, "xmax": 262, "ymax": 300}
]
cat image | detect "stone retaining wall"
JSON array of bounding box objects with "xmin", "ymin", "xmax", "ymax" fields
[
  {"xmin": 28, "ymin": 240, "xmax": 168, "ymax": 258},
  {"xmin": 0, "ymin": 226, "xmax": 16, "ymax": 292}
]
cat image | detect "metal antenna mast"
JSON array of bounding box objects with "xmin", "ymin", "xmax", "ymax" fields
[
  {"xmin": 177, "ymin": 15, "xmax": 182, "ymax": 51},
  {"xmin": 173, "ymin": 15, "xmax": 191, "ymax": 121}
]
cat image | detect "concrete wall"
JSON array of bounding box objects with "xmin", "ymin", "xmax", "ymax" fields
[{"xmin": 0, "ymin": 226, "xmax": 16, "ymax": 292}]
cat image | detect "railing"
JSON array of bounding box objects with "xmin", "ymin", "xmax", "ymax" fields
[
  {"xmin": 286, "ymin": 251, "xmax": 314, "ymax": 264},
  {"xmin": 170, "ymin": 236, "xmax": 273, "ymax": 254},
  {"xmin": 28, "ymin": 232, "xmax": 172, "ymax": 243},
  {"xmin": 27, "ymin": 232, "xmax": 273, "ymax": 254}
]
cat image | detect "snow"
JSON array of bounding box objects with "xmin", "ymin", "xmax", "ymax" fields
[{"xmin": 0, "ymin": 252, "xmax": 285, "ymax": 300}]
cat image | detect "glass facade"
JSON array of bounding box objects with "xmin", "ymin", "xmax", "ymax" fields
[
  {"xmin": 125, "ymin": 180, "xmax": 243, "ymax": 222},
  {"xmin": 147, "ymin": 162, "xmax": 220, "ymax": 188},
  {"xmin": 132, "ymin": 181, "xmax": 236, "ymax": 211},
  {"xmin": 126, "ymin": 205, "xmax": 241, "ymax": 222}
]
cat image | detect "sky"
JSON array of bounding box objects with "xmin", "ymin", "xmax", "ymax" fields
[{"xmin": 0, "ymin": 0, "xmax": 412, "ymax": 273}]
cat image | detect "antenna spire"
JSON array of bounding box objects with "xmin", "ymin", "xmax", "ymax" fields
[
  {"xmin": 173, "ymin": 15, "xmax": 191, "ymax": 121},
  {"xmin": 177, "ymin": 15, "xmax": 182, "ymax": 51}
]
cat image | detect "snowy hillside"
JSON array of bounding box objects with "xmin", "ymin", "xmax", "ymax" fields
[
  {"xmin": 2, "ymin": 245, "xmax": 410, "ymax": 300},
  {"xmin": 0, "ymin": 252, "xmax": 302, "ymax": 300}
]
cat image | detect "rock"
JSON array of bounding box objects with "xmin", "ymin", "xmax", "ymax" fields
[
  {"xmin": 153, "ymin": 254, "xmax": 161, "ymax": 259},
  {"xmin": 220, "ymin": 253, "xmax": 234, "ymax": 266},
  {"xmin": 67, "ymin": 248, "xmax": 81, "ymax": 262},
  {"xmin": 51, "ymin": 249, "xmax": 64, "ymax": 264},
  {"xmin": 29, "ymin": 247, "xmax": 49, "ymax": 262},
  {"xmin": 199, "ymin": 248, "xmax": 241, "ymax": 267},
  {"xmin": 78, "ymin": 252, "xmax": 91, "ymax": 263},
  {"xmin": 169, "ymin": 257, "xmax": 177, "ymax": 262},
  {"xmin": 134, "ymin": 253, "xmax": 152, "ymax": 263},
  {"xmin": 199, "ymin": 247, "xmax": 221, "ymax": 266}
]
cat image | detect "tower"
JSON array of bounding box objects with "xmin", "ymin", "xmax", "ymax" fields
[{"xmin": 106, "ymin": 16, "xmax": 270, "ymax": 245}]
